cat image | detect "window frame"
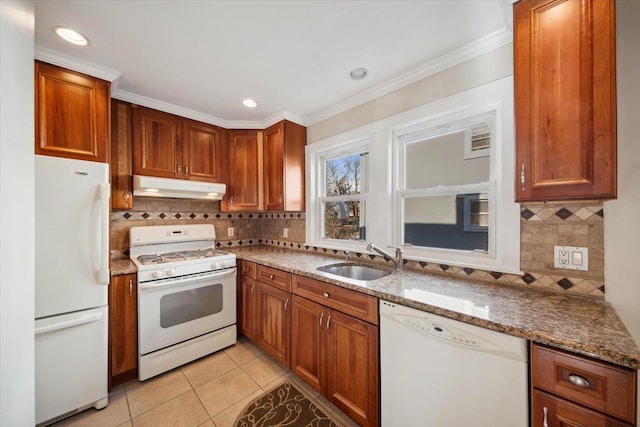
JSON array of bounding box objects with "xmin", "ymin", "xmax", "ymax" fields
[{"xmin": 306, "ymin": 77, "xmax": 520, "ymax": 274}]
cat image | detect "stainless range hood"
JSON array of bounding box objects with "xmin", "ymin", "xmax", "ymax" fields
[{"xmin": 133, "ymin": 175, "xmax": 226, "ymax": 200}]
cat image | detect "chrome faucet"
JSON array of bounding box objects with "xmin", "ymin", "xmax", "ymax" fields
[{"xmin": 366, "ymin": 243, "xmax": 404, "ymax": 270}]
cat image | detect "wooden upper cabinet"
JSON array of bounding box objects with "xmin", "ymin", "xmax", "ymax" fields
[
  {"xmin": 111, "ymin": 100, "xmax": 133, "ymax": 210},
  {"xmin": 132, "ymin": 106, "xmax": 181, "ymax": 179},
  {"xmin": 35, "ymin": 61, "xmax": 110, "ymax": 163},
  {"xmin": 222, "ymin": 130, "xmax": 263, "ymax": 211},
  {"xmin": 181, "ymin": 119, "xmax": 224, "ymax": 183},
  {"xmin": 263, "ymin": 120, "xmax": 306, "ymax": 211},
  {"xmin": 514, "ymin": 0, "xmax": 616, "ymax": 201}
]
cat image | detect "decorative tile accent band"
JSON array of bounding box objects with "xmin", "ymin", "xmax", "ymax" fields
[
  {"xmin": 520, "ymin": 204, "xmax": 603, "ymax": 222},
  {"xmin": 111, "ymin": 211, "xmax": 306, "ymax": 221}
]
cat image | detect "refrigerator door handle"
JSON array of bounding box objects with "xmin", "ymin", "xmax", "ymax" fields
[
  {"xmin": 35, "ymin": 311, "xmax": 103, "ymax": 336},
  {"xmin": 98, "ymin": 183, "xmax": 110, "ymax": 285}
]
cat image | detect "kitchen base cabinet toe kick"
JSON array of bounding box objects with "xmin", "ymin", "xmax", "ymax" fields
[{"xmin": 239, "ymin": 261, "xmax": 378, "ymax": 427}]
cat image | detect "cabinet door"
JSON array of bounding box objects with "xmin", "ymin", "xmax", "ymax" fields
[
  {"xmin": 111, "ymin": 100, "xmax": 133, "ymax": 210},
  {"xmin": 240, "ymin": 276, "xmax": 257, "ymax": 341},
  {"xmin": 325, "ymin": 309, "xmax": 379, "ymax": 427},
  {"xmin": 35, "ymin": 61, "xmax": 110, "ymax": 163},
  {"xmin": 181, "ymin": 119, "xmax": 224, "ymax": 183},
  {"xmin": 532, "ymin": 390, "xmax": 632, "ymax": 427},
  {"xmin": 255, "ymin": 282, "xmax": 291, "ymax": 368},
  {"xmin": 514, "ymin": 0, "xmax": 616, "ymax": 201},
  {"xmin": 263, "ymin": 122, "xmax": 285, "ymax": 211},
  {"xmin": 224, "ymin": 130, "xmax": 263, "ymax": 211},
  {"xmin": 132, "ymin": 106, "xmax": 182, "ymax": 179},
  {"xmin": 108, "ymin": 274, "xmax": 138, "ymax": 387},
  {"xmin": 291, "ymin": 296, "xmax": 325, "ymax": 393}
]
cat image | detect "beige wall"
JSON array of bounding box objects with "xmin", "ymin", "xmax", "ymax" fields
[
  {"xmin": 605, "ymin": 1, "xmax": 640, "ymax": 346},
  {"xmin": 307, "ymin": 43, "xmax": 513, "ymax": 143}
]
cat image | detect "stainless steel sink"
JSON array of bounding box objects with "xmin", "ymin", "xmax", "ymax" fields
[{"xmin": 316, "ymin": 262, "xmax": 391, "ymax": 281}]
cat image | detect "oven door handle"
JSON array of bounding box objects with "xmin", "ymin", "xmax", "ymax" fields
[{"xmin": 139, "ymin": 267, "xmax": 237, "ymax": 290}]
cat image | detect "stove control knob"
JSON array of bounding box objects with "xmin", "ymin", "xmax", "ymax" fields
[
  {"xmin": 166, "ymin": 268, "xmax": 176, "ymax": 277},
  {"xmin": 224, "ymin": 260, "xmax": 234, "ymax": 268},
  {"xmin": 211, "ymin": 262, "xmax": 220, "ymax": 270},
  {"xmin": 152, "ymin": 271, "xmax": 162, "ymax": 278}
]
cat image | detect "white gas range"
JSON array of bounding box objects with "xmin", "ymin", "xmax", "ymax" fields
[{"xmin": 129, "ymin": 224, "xmax": 237, "ymax": 381}]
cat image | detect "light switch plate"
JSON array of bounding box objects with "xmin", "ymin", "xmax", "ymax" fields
[{"xmin": 554, "ymin": 246, "xmax": 588, "ymax": 271}]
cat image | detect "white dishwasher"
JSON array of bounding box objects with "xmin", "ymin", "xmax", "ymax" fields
[{"xmin": 380, "ymin": 300, "xmax": 528, "ymax": 427}]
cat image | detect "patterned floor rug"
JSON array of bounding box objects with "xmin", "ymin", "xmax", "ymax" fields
[{"xmin": 234, "ymin": 381, "xmax": 342, "ymax": 427}]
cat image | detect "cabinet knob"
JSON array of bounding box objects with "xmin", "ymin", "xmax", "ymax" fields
[
  {"xmin": 323, "ymin": 292, "xmax": 330, "ymax": 298},
  {"xmin": 124, "ymin": 191, "xmax": 130, "ymax": 201},
  {"xmin": 269, "ymin": 274, "xmax": 274, "ymax": 280},
  {"xmin": 245, "ymin": 266, "xmax": 250, "ymax": 271},
  {"xmin": 177, "ymin": 163, "xmax": 182, "ymax": 175},
  {"xmin": 568, "ymin": 374, "xmax": 590, "ymax": 388},
  {"xmin": 185, "ymin": 165, "xmax": 189, "ymax": 176}
]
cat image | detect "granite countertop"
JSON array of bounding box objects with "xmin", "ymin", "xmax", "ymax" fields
[
  {"xmin": 111, "ymin": 258, "xmax": 137, "ymax": 276},
  {"xmin": 231, "ymin": 246, "xmax": 640, "ymax": 369}
]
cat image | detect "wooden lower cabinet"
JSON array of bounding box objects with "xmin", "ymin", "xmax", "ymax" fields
[
  {"xmin": 531, "ymin": 343, "xmax": 636, "ymax": 427},
  {"xmin": 291, "ymin": 295, "xmax": 324, "ymax": 393},
  {"xmin": 108, "ymin": 273, "xmax": 138, "ymax": 388},
  {"xmin": 292, "ymin": 295, "xmax": 379, "ymax": 427},
  {"xmin": 533, "ymin": 390, "xmax": 633, "ymax": 427},
  {"xmin": 239, "ymin": 275, "xmax": 257, "ymax": 341},
  {"xmin": 255, "ymin": 281, "xmax": 291, "ymax": 368}
]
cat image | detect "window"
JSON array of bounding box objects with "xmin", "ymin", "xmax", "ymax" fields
[
  {"xmin": 322, "ymin": 152, "xmax": 368, "ymax": 241},
  {"xmin": 397, "ymin": 112, "xmax": 495, "ymax": 257},
  {"xmin": 307, "ymin": 77, "xmax": 519, "ymax": 273}
]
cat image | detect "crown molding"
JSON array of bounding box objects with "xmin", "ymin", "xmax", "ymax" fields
[
  {"xmin": 112, "ymin": 89, "xmax": 306, "ymax": 129},
  {"xmin": 34, "ymin": 45, "xmax": 122, "ymax": 89},
  {"xmin": 304, "ymin": 28, "xmax": 513, "ymax": 126}
]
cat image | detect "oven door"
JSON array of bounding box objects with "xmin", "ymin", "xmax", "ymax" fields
[{"xmin": 138, "ymin": 267, "xmax": 236, "ymax": 355}]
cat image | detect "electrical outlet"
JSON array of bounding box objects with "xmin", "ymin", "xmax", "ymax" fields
[
  {"xmin": 283, "ymin": 228, "xmax": 288, "ymax": 238},
  {"xmin": 554, "ymin": 246, "xmax": 588, "ymax": 271},
  {"xmin": 227, "ymin": 227, "xmax": 234, "ymax": 237}
]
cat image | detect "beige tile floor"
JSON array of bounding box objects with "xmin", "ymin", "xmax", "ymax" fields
[{"xmin": 52, "ymin": 338, "xmax": 358, "ymax": 427}]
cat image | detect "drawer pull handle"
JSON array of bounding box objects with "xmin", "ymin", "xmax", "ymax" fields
[
  {"xmin": 323, "ymin": 292, "xmax": 330, "ymax": 298},
  {"xmin": 568, "ymin": 374, "xmax": 590, "ymax": 388},
  {"xmin": 326, "ymin": 315, "xmax": 331, "ymax": 331},
  {"xmin": 269, "ymin": 274, "xmax": 274, "ymax": 280},
  {"xmin": 284, "ymin": 298, "xmax": 289, "ymax": 311},
  {"xmin": 250, "ymin": 284, "xmax": 255, "ymax": 294},
  {"xmin": 319, "ymin": 312, "xmax": 324, "ymax": 327},
  {"xmin": 129, "ymin": 279, "xmax": 133, "ymax": 296},
  {"xmin": 542, "ymin": 406, "xmax": 548, "ymax": 427}
]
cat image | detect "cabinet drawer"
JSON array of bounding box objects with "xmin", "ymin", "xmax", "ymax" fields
[
  {"xmin": 292, "ymin": 275, "xmax": 378, "ymax": 325},
  {"xmin": 531, "ymin": 343, "xmax": 636, "ymax": 423},
  {"xmin": 532, "ymin": 389, "xmax": 633, "ymax": 427},
  {"xmin": 241, "ymin": 261, "xmax": 257, "ymax": 279},
  {"xmin": 256, "ymin": 265, "xmax": 291, "ymax": 292}
]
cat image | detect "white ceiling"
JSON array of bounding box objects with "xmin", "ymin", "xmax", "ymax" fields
[{"xmin": 34, "ymin": 1, "xmax": 513, "ymax": 128}]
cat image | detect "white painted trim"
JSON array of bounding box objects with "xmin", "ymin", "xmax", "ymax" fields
[
  {"xmin": 304, "ymin": 28, "xmax": 513, "ymax": 126},
  {"xmin": 306, "ymin": 77, "xmax": 520, "ymax": 274},
  {"xmin": 34, "ymin": 45, "xmax": 121, "ymax": 87},
  {"xmin": 112, "ymin": 89, "xmax": 307, "ymax": 129}
]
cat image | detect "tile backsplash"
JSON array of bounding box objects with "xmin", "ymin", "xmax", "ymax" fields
[{"xmin": 112, "ymin": 198, "xmax": 605, "ymax": 298}]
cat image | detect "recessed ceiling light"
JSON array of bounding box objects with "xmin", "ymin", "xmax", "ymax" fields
[
  {"xmin": 349, "ymin": 68, "xmax": 368, "ymax": 80},
  {"xmin": 55, "ymin": 26, "xmax": 89, "ymax": 46},
  {"xmin": 242, "ymin": 99, "xmax": 258, "ymax": 108}
]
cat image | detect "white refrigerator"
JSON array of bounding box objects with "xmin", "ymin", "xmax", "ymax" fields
[{"xmin": 34, "ymin": 155, "xmax": 110, "ymax": 424}]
